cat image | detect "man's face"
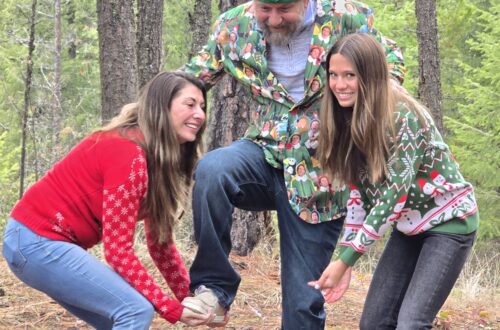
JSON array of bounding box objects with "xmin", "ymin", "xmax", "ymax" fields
[{"xmin": 254, "ymin": 0, "xmax": 308, "ymax": 47}]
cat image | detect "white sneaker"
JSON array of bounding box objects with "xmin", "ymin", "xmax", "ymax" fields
[{"xmin": 182, "ymin": 286, "xmax": 225, "ymax": 324}]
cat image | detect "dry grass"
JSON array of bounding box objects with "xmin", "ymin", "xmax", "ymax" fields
[{"xmin": 0, "ymin": 224, "xmax": 498, "ymax": 329}]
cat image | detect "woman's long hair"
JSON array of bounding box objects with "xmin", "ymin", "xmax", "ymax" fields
[
  {"xmin": 318, "ymin": 33, "xmax": 428, "ymax": 184},
  {"xmin": 97, "ymin": 71, "xmax": 207, "ymax": 243}
]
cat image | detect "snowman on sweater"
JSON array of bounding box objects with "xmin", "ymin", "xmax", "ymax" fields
[
  {"xmin": 418, "ymin": 177, "xmax": 445, "ymax": 198},
  {"xmin": 393, "ymin": 194, "xmax": 424, "ymax": 233},
  {"xmin": 340, "ymin": 184, "xmax": 367, "ymax": 245}
]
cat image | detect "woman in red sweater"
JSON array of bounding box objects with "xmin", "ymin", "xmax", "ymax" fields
[{"xmin": 2, "ymin": 71, "xmax": 215, "ymax": 328}]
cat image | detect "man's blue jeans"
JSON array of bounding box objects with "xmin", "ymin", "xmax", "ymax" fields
[
  {"xmin": 360, "ymin": 228, "xmax": 476, "ymax": 330},
  {"xmin": 2, "ymin": 218, "xmax": 154, "ymax": 330},
  {"xmin": 189, "ymin": 140, "xmax": 344, "ymax": 329}
]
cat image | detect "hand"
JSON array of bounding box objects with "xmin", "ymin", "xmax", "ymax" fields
[
  {"xmin": 179, "ymin": 307, "xmax": 215, "ymax": 327},
  {"xmin": 208, "ymin": 313, "xmax": 230, "ymax": 328},
  {"xmin": 307, "ymin": 260, "xmax": 352, "ymax": 303},
  {"xmin": 322, "ymin": 266, "xmax": 352, "ymax": 303}
]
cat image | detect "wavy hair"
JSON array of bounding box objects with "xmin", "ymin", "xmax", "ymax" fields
[
  {"xmin": 318, "ymin": 33, "xmax": 428, "ymax": 184},
  {"xmin": 97, "ymin": 71, "xmax": 206, "ymax": 243}
]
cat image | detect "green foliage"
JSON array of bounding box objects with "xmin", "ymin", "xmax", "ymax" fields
[
  {"xmin": 444, "ymin": 1, "xmax": 500, "ymax": 240},
  {"xmin": 163, "ymin": 0, "xmax": 193, "ymax": 69},
  {"xmin": 0, "ymin": 0, "xmax": 101, "ymax": 222}
]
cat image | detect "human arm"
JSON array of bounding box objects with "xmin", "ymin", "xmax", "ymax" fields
[
  {"xmin": 338, "ymin": 107, "xmax": 429, "ymax": 266},
  {"xmin": 182, "ymin": 15, "xmax": 230, "ymax": 87},
  {"xmin": 308, "ymin": 260, "xmax": 352, "ymax": 303},
  {"xmin": 144, "ymin": 220, "xmax": 190, "ymax": 302},
  {"xmin": 99, "ymin": 141, "xmax": 186, "ymax": 323}
]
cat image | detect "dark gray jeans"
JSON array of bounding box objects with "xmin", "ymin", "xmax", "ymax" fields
[{"xmin": 360, "ymin": 228, "xmax": 476, "ymax": 330}]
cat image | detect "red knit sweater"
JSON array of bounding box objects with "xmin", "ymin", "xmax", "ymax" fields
[{"xmin": 11, "ymin": 131, "xmax": 189, "ymax": 323}]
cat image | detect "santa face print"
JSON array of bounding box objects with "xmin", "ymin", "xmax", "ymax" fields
[
  {"xmin": 319, "ymin": 176, "xmax": 329, "ymax": 187},
  {"xmin": 311, "ymin": 79, "xmax": 321, "ymax": 92},
  {"xmin": 297, "ymin": 164, "xmax": 306, "ymax": 176}
]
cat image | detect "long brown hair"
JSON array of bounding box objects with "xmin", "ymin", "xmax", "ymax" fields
[
  {"xmin": 318, "ymin": 33, "xmax": 428, "ymax": 184},
  {"xmin": 97, "ymin": 71, "xmax": 206, "ymax": 243}
]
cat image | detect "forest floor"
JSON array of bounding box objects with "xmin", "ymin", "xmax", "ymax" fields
[{"xmin": 0, "ymin": 251, "xmax": 498, "ymax": 330}]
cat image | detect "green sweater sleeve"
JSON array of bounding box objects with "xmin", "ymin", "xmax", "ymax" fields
[{"xmin": 339, "ymin": 105, "xmax": 429, "ymax": 265}]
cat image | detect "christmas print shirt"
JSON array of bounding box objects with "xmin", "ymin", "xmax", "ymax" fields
[
  {"xmin": 339, "ymin": 104, "xmax": 479, "ymax": 266},
  {"xmin": 184, "ymin": 0, "xmax": 405, "ymax": 224},
  {"xmin": 11, "ymin": 131, "xmax": 189, "ymax": 323}
]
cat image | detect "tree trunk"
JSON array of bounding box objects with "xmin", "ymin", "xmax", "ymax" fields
[
  {"xmin": 188, "ymin": 0, "xmax": 212, "ymax": 59},
  {"xmin": 201, "ymin": 0, "xmax": 274, "ymax": 256},
  {"xmin": 96, "ymin": 0, "xmax": 138, "ymax": 122},
  {"xmin": 53, "ymin": 0, "xmax": 62, "ymax": 158},
  {"xmin": 19, "ymin": 0, "xmax": 38, "ymax": 198},
  {"xmin": 136, "ymin": 0, "xmax": 164, "ymax": 89},
  {"xmin": 66, "ymin": 0, "xmax": 77, "ymax": 59},
  {"xmin": 416, "ymin": 0, "xmax": 444, "ymax": 133}
]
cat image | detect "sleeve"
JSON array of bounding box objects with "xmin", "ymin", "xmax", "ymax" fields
[
  {"xmin": 182, "ymin": 15, "xmax": 228, "ymax": 88},
  {"xmin": 100, "ymin": 142, "xmax": 184, "ymax": 324},
  {"xmin": 339, "ymin": 108, "xmax": 428, "ymax": 266},
  {"xmin": 144, "ymin": 221, "xmax": 190, "ymax": 302}
]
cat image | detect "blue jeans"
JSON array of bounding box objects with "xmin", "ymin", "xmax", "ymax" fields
[
  {"xmin": 189, "ymin": 140, "xmax": 344, "ymax": 329},
  {"xmin": 360, "ymin": 229, "xmax": 476, "ymax": 330},
  {"xmin": 2, "ymin": 218, "xmax": 154, "ymax": 330}
]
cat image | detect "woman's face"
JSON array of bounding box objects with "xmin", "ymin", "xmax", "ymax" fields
[
  {"xmin": 169, "ymin": 83, "xmax": 206, "ymax": 144},
  {"xmin": 328, "ymin": 53, "xmax": 359, "ymax": 108}
]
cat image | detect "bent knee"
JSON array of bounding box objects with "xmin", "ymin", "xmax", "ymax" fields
[
  {"xmin": 195, "ymin": 149, "xmax": 241, "ymax": 181},
  {"xmin": 114, "ymin": 298, "xmax": 154, "ymax": 329}
]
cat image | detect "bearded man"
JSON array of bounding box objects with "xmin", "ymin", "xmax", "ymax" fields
[{"xmin": 180, "ymin": 0, "xmax": 405, "ymax": 328}]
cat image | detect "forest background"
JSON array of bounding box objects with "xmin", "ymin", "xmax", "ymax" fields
[{"xmin": 0, "ymin": 0, "xmax": 498, "ymax": 329}]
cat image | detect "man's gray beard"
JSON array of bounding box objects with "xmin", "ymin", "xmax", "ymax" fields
[
  {"xmin": 263, "ymin": 29, "xmax": 294, "ymax": 47},
  {"xmin": 261, "ymin": 16, "xmax": 304, "ymax": 47}
]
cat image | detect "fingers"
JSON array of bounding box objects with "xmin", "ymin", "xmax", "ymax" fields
[
  {"xmin": 180, "ymin": 308, "xmax": 216, "ymax": 327},
  {"xmin": 208, "ymin": 313, "xmax": 229, "ymax": 328}
]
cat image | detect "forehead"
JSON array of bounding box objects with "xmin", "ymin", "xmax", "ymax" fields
[
  {"xmin": 254, "ymin": 0, "xmax": 302, "ymax": 8},
  {"xmin": 329, "ymin": 53, "xmax": 354, "ymax": 69}
]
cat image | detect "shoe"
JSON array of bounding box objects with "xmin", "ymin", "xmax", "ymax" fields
[{"xmin": 182, "ymin": 286, "xmax": 226, "ymax": 324}]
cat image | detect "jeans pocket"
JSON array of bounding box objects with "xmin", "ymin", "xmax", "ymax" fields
[{"xmin": 2, "ymin": 227, "xmax": 28, "ymax": 274}]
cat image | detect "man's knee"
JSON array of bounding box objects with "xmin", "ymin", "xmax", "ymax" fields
[{"xmin": 195, "ymin": 147, "xmax": 243, "ymax": 183}]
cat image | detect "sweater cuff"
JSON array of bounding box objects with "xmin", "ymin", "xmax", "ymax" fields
[
  {"xmin": 160, "ymin": 301, "xmax": 184, "ymax": 324},
  {"xmin": 338, "ymin": 245, "xmax": 363, "ymax": 266}
]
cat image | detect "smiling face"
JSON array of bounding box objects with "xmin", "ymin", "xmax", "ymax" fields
[
  {"xmin": 169, "ymin": 83, "xmax": 206, "ymax": 144},
  {"xmin": 254, "ymin": 0, "xmax": 307, "ymax": 46},
  {"xmin": 328, "ymin": 53, "xmax": 359, "ymax": 108}
]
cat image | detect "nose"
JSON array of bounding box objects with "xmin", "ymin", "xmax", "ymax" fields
[
  {"xmin": 193, "ymin": 107, "xmax": 206, "ymax": 121},
  {"xmin": 267, "ymin": 11, "xmax": 282, "ymax": 27},
  {"xmin": 335, "ymin": 77, "xmax": 347, "ymax": 89}
]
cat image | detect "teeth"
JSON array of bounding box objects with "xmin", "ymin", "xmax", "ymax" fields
[{"xmin": 186, "ymin": 124, "xmax": 199, "ymax": 129}]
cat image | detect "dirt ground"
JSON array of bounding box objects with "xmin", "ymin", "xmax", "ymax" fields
[{"xmin": 0, "ymin": 253, "xmax": 498, "ymax": 330}]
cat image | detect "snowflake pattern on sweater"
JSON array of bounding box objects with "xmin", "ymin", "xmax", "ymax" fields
[
  {"xmin": 100, "ymin": 146, "xmax": 189, "ymax": 323},
  {"xmin": 339, "ymin": 104, "xmax": 479, "ymax": 266}
]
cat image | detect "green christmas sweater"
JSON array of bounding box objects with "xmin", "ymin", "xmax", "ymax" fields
[{"xmin": 339, "ymin": 103, "xmax": 479, "ymax": 267}]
